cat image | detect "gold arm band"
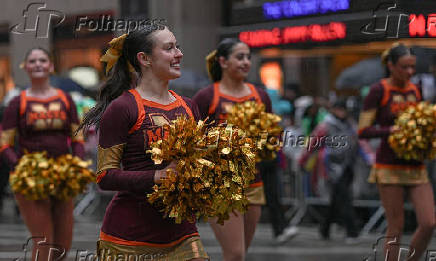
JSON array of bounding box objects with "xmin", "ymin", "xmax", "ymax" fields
[
  {"xmin": 71, "ymin": 124, "xmax": 85, "ymax": 143},
  {"xmin": 358, "ymin": 109, "xmax": 377, "ymax": 130},
  {"xmin": 0, "ymin": 128, "xmax": 16, "ymax": 147},
  {"xmin": 97, "ymin": 143, "xmax": 125, "ymax": 174}
]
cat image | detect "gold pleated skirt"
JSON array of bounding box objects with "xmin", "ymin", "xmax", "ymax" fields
[
  {"xmin": 246, "ymin": 184, "xmax": 266, "ymax": 205},
  {"xmin": 368, "ymin": 164, "xmax": 429, "ymax": 185},
  {"xmin": 97, "ymin": 236, "xmax": 209, "ymax": 261}
]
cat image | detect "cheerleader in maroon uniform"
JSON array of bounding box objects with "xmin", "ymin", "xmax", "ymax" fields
[
  {"xmin": 358, "ymin": 43, "xmax": 435, "ymax": 261},
  {"xmin": 79, "ymin": 23, "xmax": 208, "ymax": 260},
  {"xmin": 193, "ymin": 38, "xmax": 270, "ymax": 261},
  {"xmin": 0, "ymin": 47, "xmax": 84, "ymax": 261}
]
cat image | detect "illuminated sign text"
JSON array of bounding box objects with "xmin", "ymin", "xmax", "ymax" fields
[
  {"xmin": 409, "ymin": 14, "xmax": 436, "ymax": 37},
  {"xmin": 239, "ymin": 22, "xmax": 346, "ymax": 47}
]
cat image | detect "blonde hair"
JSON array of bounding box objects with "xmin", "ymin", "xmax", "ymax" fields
[{"xmin": 205, "ymin": 50, "xmax": 217, "ymax": 81}]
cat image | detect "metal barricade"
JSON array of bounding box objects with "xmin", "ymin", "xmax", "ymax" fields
[{"xmin": 279, "ymin": 152, "xmax": 401, "ymax": 235}]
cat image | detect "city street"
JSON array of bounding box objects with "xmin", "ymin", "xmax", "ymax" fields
[
  {"xmin": 1, "ymin": 0, "xmax": 436, "ymax": 260},
  {"xmin": 1, "ymin": 198, "xmax": 434, "ymax": 261}
]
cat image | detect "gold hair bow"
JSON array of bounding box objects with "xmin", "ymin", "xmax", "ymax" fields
[
  {"xmin": 100, "ymin": 34, "xmax": 135, "ymax": 74},
  {"xmin": 205, "ymin": 49, "xmax": 217, "ymax": 80}
]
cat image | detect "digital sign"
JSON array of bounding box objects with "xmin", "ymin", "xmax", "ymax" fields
[
  {"xmin": 230, "ymin": 0, "xmax": 436, "ymax": 26},
  {"xmin": 409, "ymin": 14, "xmax": 436, "ymax": 37},
  {"xmin": 239, "ymin": 22, "xmax": 346, "ymax": 47},
  {"xmin": 263, "ymin": 0, "xmax": 350, "ymax": 20}
]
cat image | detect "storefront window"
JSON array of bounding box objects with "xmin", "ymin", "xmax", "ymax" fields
[
  {"xmin": 260, "ymin": 61, "xmax": 283, "ymax": 92},
  {"xmin": 0, "ymin": 56, "xmax": 13, "ymax": 103}
]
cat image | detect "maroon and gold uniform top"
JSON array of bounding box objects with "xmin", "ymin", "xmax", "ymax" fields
[
  {"xmin": 0, "ymin": 89, "xmax": 84, "ymax": 168},
  {"xmin": 358, "ymin": 79, "xmax": 427, "ymax": 184},
  {"xmin": 193, "ymin": 82, "xmax": 272, "ymax": 189},
  {"xmin": 96, "ymin": 89, "xmax": 201, "ymax": 246}
]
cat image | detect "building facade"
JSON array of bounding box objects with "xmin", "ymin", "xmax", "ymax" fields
[
  {"xmin": 0, "ymin": 0, "xmax": 222, "ymax": 100},
  {"xmin": 221, "ymin": 0, "xmax": 436, "ymax": 97}
]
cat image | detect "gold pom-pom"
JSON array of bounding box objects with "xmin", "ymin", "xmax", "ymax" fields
[
  {"xmin": 147, "ymin": 115, "xmax": 257, "ymax": 224},
  {"xmin": 10, "ymin": 151, "xmax": 55, "ymax": 200},
  {"xmin": 10, "ymin": 151, "xmax": 95, "ymax": 200},
  {"xmin": 226, "ymin": 101, "xmax": 282, "ymax": 162},
  {"xmin": 388, "ymin": 102, "xmax": 436, "ymax": 161},
  {"xmin": 51, "ymin": 154, "xmax": 95, "ymax": 200},
  {"xmin": 205, "ymin": 125, "xmax": 257, "ymax": 224},
  {"xmin": 147, "ymin": 115, "xmax": 213, "ymax": 224}
]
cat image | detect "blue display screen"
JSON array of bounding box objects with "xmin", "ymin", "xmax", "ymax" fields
[{"xmin": 263, "ymin": 0, "xmax": 350, "ymax": 20}]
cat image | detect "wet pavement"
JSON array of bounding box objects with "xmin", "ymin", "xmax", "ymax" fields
[{"xmin": 0, "ymin": 197, "xmax": 435, "ymax": 261}]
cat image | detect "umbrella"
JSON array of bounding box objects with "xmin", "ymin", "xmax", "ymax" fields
[
  {"xmin": 336, "ymin": 47, "xmax": 436, "ymax": 90},
  {"xmin": 335, "ymin": 57, "xmax": 384, "ymax": 89},
  {"xmin": 50, "ymin": 75, "xmax": 87, "ymax": 94}
]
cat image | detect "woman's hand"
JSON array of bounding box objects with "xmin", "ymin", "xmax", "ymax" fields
[{"xmin": 154, "ymin": 161, "xmax": 177, "ymax": 184}]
